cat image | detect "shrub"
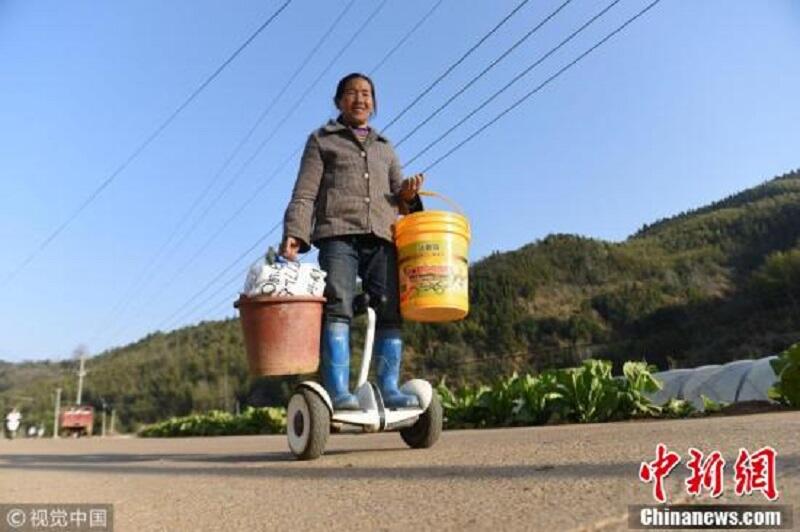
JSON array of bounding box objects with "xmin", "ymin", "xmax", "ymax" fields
[
  {"xmin": 438, "ymin": 359, "xmax": 674, "ymax": 428},
  {"xmin": 139, "ymin": 407, "xmax": 286, "ymax": 437},
  {"xmin": 769, "ymin": 343, "xmax": 800, "ymax": 408}
]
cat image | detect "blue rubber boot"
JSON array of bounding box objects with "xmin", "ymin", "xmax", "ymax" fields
[
  {"xmin": 321, "ymin": 322, "xmax": 360, "ymax": 411},
  {"xmin": 375, "ymin": 329, "xmax": 420, "ymax": 409}
]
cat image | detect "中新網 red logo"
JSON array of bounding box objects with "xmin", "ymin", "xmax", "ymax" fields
[{"xmin": 638, "ymin": 444, "xmax": 779, "ymax": 503}]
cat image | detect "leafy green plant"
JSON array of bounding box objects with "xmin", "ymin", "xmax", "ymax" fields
[
  {"xmin": 139, "ymin": 407, "xmax": 286, "ymax": 437},
  {"xmin": 478, "ymin": 373, "xmax": 528, "ymax": 427},
  {"xmin": 660, "ymin": 398, "xmax": 695, "ymax": 418},
  {"xmin": 437, "ymin": 379, "xmax": 491, "ymax": 428},
  {"xmin": 769, "ymin": 343, "xmax": 800, "ymax": 408},
  {"xmin": 548, "ymin": 360, "xmax": 622, "ymax": 423},
  {"xmin": 512, "ymin": 371, "xmax": 559, "ymax": 426},
  {"xmin": 438, "ymin": 359, "xmax": 669, "ymax": 427},
  {"xmin": 700, "ymin": 395, "xmax": 727, "ymax": 414},
  {"xmin": 618, "ymin": 361, "xmax": 663, "ymax": 417}
]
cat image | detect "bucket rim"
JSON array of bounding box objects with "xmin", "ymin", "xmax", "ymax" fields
[
  {"xmin": 396, "ymin": 210, "xmax": 470, "ymax": 229},
  {"xmin": 399, "ymin": 209, "xmax": 468, "ymax": 218},
  {"xmin": 234, "ymin": 294, "xmax": 326, "ymax": 308}
]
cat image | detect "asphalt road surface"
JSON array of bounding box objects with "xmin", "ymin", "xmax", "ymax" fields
[{"xmin": 1, "ymin": 412, "xmax": 797, "ymax": 531}]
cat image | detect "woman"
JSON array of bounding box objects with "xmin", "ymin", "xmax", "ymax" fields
[{"xmin": 281, "ymin": 73, "xmax": 423, "ymax": 410}]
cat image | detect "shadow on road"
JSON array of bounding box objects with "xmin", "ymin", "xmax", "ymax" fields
[{"xmin": 2, "ymin": 452, "xmax": 799, "ymax": 481}]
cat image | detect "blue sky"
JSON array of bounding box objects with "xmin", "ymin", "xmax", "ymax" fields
[{"xmin": 1, "ymin": 0, "xmax": 798, "ymax": 362}]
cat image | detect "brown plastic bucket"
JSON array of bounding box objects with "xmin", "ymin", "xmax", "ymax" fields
[{"xmin": 234, "ymin": 295, "xmax": 325, "ymax": 376}]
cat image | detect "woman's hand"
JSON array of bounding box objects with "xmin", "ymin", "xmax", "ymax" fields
[
  {"xmin": 400, "ymin": 173, "xmax": 424, "ymax": 202},
  {"xmin": 280, "ymin": 236, "xmax": 301, "ymax": 261}
]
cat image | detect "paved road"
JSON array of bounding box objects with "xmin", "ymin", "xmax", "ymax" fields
[{"xmin": 1, "ymin": 412, "xmax": 797, "ymax": 531}]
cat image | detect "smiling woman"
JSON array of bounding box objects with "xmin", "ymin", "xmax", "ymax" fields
[
  {"xmin": 334, "ymin": 73, "xmax": 377, "ymax": 127},
  {"xmin": 279, "ymin": 72, "xmax": 424, "ymax": 411}
]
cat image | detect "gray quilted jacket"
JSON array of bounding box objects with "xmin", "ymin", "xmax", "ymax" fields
[{"xmin": 283, "ymin": 119, "xmax": 415, "ymax": 252}]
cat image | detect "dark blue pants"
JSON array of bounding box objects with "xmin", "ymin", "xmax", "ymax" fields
[{"xmin": 317, "ymin": 234, "xmax": 402, "ymax": 329}]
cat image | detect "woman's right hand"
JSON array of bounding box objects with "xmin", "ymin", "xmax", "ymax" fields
[{"xmin": 280, "ymin": 236, "xmax": 301, "ymax": 261}]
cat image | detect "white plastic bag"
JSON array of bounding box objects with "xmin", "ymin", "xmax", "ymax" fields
[{"xmin": 243, "ymin": 258, "xmax": 326, "ymax": 297}]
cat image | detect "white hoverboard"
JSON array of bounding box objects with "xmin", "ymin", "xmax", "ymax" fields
[{"xmin": 286, "ymin": 295, "xmax": 442, "ymax": 460}]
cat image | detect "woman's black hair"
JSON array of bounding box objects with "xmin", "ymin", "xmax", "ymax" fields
[{"xmin": 333, "ymin": 72, "xmax": 377, "ymax": 115}]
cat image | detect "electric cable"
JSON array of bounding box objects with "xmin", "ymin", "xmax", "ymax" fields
[
  {"xmin": 405, "ymin": 0, "xmax": 628, "ymax": 170},
  {"xmin": 144, "ymin": 0, "xmax": 535, "ymax": 336},
  {"xmin": 137, "ymin": 1, "xmax": 455, "ymax": 337},
  {"xmin": 139, "ymin": 0, "xmax": 662, "ymax": 339},
  {"xmin": 106, "ymin": 219, "xmax": 281, "ymax": 345},
  {"xmin": 152, "ymin": 146, "xmax": 301, "ymax": 319},
  {"xmin": 368, "ymin": 0, "xmax": 445, "ymax": 75},
  {"xmin": 415, "ymin": 0, "xmax": 662, "ymax": 173},
  {"xmin": 380, "ymin": 0, "xmax": 530, "ymax": 133},
  {"xmin": 89, "ymin": 1, "xmax": 352, "ymax": 345},
  {"xmin": 190, "ymin": 247, "xmax": 320, "ymax": 329},
  {"xmin": 2, "ymin": 0, "xmax": 292, "ymax": 287},
  {"xmin": 103, "ymin": 1, "xmax": 389, "ymax": 346},
  {"xmin": 154, "ymin": 0, "xmax": 389, "ymax": 281},
  {"xmin": 394, "ymin": 0, "xmax": 574, "ymax": 148},
  {"xmin": 158, "ymin": 219, "xmax": 282, "ymax": 332},
  {"xmin": 156, "ymin": 0, "xmax": 357, "ymax": 266}
]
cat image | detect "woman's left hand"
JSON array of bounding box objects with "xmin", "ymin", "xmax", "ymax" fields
[{"xmin": 400, "ymin": 173, "xmax": 424, "ymax": 201}]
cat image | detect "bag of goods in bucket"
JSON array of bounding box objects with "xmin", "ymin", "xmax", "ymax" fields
[
  {"xmin": 235, "ymin": 252, "xmax": 327, "ymax": 376},
  {"xmin": 242, "ymin": 257, "xmax": 326, "ymax": 297}
]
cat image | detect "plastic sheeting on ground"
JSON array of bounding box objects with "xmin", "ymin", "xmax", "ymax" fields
[{"xmin": 646, "ymin": 356, "xmax": 778, "ymax": 411}]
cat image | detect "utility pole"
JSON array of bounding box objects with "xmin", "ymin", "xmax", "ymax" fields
[
  {"xmin": 109, "ymin": 409, "xmax": 116, "ymax": 435},
  {"xmin": 53, "ymin": 388, "xmax": 61, "ymax": 439},
  {"xmin": 101, "ymin": 400, "xmax": 107, "ymax": 437},
  {"xmin": 223, "ymin": 371, "xmax": 229, "ymax": 412},
  {"xmin": 76, "ymin": 354, "xmax": 86, "ymax": 405}
]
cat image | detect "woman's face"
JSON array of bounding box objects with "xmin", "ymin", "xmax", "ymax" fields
[{"xmin": 337, "ymin": 77, "xmax": 373, "ymax": 127}]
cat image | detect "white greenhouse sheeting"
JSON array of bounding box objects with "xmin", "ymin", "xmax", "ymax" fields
[{"xmin": 646, "ymin": 356, "xmax": 778, "ymax": 411}]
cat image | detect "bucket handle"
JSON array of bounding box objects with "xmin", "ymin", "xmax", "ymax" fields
[{"xmin": 417, "ymin": 190, "xmax": 464, "ymax": 215}]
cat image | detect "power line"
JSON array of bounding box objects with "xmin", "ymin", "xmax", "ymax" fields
[
  {"xmin": 188, "ymin": 248, "xmax": 320, "ymax": 329},
  {"xmin": 418, "ymin": 0, "xmax": 662, "ymax": 174},
  {"xmin": 142, "ymin": 0, "xmax": 644, "ymax": 340},
  {"xmin": 2, "ymin": 0, "xmax": 293, "ymax": 288},
  {"xmin": 99, "ymin": 2, "xmax": 388, "ymax": 347},
  {"xmin": 404, "ymin": 0, "xmax": 625, "ymax": 170},
  {"xmin": 157, "ymin": 0, "xmax": 357, "ymax": 265},
  {"xmin": 147, "ymin": 147, "xmax": 301, "ymax": 311},
  {"xmin": 155, "ymin": 0, "xmax": 388, "ymax": 283},
  {"xmin": 144, "ymin": 1, "xmax": 532, "ymax": 335},
  {"xmin": 380, "ymin": 0, "xmax": 531, "ymax": 133},
  {"xmin": 368, "ymin": 0, "xmax": 445, "ymax": 75},
  {"xmin": 89, "ymin": 1, "xmax": 352, "ymax": 344},
  {"xmin": 394, "ymin": 0, "xmax": 574, "ymax": 148},
  {"xmin": 181, "ymin": 0, "xmax": 662, "ymax": 332},
  {"xmin": 164, "ymin": 236, "xmax": 321, "ymax": 333},
  {"xmin": 157, "ymin": 220, "xmax": 282, "ymax": 332}
]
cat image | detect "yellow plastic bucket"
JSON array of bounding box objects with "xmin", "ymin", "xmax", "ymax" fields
[{"xmin": 395, "ymin": 191, "xmax": 471, "ymax": 322}]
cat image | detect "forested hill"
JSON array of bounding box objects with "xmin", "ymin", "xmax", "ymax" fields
[{"xmin": 2, "ymin": 169, "xmax": 799, "ymax": 432}]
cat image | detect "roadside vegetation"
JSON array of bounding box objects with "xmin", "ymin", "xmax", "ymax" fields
[
  {"xmin": 436, "ymin": 359, "xmax": 695, "ymax": 429},
  {"xmin": 139, "ymin": 407, "xmax": 285, "ymax": 437},
  {"xmin": 769, "ymin": 343, "xmax": 800, "ymax": 408},
  {"xmin": 139, "ymin": 345, "xmax": 800, "ymax": 437},
  {"xmin": 138, "ymin": 359, "xmax": 726, "ymax": 437}
]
